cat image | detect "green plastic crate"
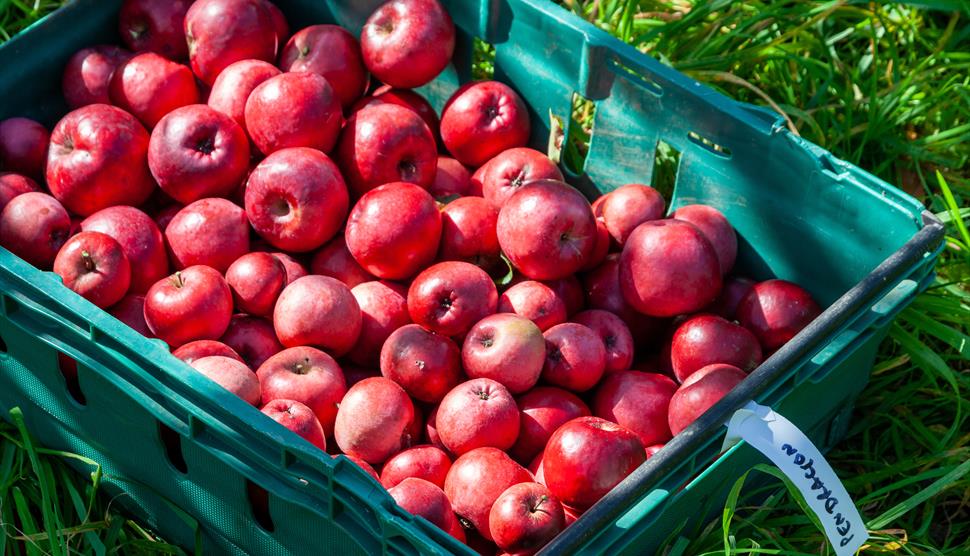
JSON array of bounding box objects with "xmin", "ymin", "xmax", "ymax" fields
[{"xmin": 0, "ymin": 1, "xmax": 943, "ymax": 554}]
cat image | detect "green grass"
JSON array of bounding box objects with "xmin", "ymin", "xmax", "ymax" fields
[
  {"xmin": 0, "ymin": 0, "xmax": 61, "ymax": 42},
  {"xmin": 2, "ymin": 1, "xmax": 970, "ymax": 555},
  {"xmin": 0, "ymin": 409, "xmax": 181, "ymax": 555}
]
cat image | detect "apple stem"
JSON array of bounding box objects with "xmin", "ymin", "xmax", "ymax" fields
[
  {"xmin": 530, "ymin": 495, "xmax": 548, "ymax": 513},
  {"xmin": 172, "ymin": 271, "xmax": 184, "ymax": 288},
  {"xmin": 80, "ymin": 250, "xmax": 95, "ymax": 271}
]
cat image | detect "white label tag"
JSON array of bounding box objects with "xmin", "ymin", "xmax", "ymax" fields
[{"xmin": 722, "ymin": 401, "xmax": 867, "ymax": 555}]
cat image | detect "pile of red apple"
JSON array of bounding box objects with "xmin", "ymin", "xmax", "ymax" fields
[{"xmin": 0, "ymin": 0, "xmax": 824, "ymax": 553}]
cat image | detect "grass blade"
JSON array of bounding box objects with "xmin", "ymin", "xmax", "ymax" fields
[{"xmin": 867, "ymin": 458, "xmax": 970, "ymax": 529}]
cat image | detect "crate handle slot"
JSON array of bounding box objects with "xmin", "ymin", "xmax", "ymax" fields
[
  {"xmin": 608, "ymin": 57, "xmax": 663, "ymax": 97},
  {"xmin": 687, "ymin": 131, "xmax": 732, "ymax": 159}
]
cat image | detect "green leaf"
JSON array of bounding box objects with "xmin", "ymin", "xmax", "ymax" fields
[{"xmin": 867, "ymin": 458, "xmax": 970, "ymax": 529}]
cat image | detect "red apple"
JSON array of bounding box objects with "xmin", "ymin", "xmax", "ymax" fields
[
  {"xmin": 257, "ymin": 346, "xmax": 347, "ymax": 437},
  {"xmin": 345, "ymin": 182, "xmax": 442, "ymax": 280},
  {"xmin": 148, "ymin": 105, "xmax": 249, "ymax": 204},
  {"xmin": 563, "ymin": 505, "xmax": 582, "ymax": 527},
  {"xmin": 497, "ymin": 180, "xmax": 596, "ymax": 280},
  {"xmin": 262, "ymin": 0, "xmax": 289, "ymax": 45},
  {"xmin": 270, "ymin": 252, "xmax": 308, "ymax": 285},
  {"xmin": 172, "ymin": 339, "xmax": 243, "ymax": 363},
  {"xmin": 360, "ymin": 0, "xmax": 455, "ymax": 88},
  {"xmin": 334, "ymin": 377, "xmax": 415, "ymax": 464},
  {"xmin": 480, "ymin": 148, "xmax": 563, "ymax": 209},
  {"xmin": 407, "ymin": 404, "xmax": 425, "ymax": 451},
  {"xmin": 544, "ymin": 276, "xmax": 585, "ymax": 317},
  {"xmin": 310, "ymin": 234, "xmax": 374, "ymax": 288},
  {"xmin": 261, "ymin": 398, "xmax": 327, "ymax": 451},
  {"xmin": 144, "ymin": 265, "xmax": 233, "ymax": 347},
  {"xmin": 0, "ymin": 117, "xmax": 49, "ymax": 179},
  {"xmin": 348, "ymin": 280, "xmax": 410, "ymax": 367},
  {"xmin": 592, "ymin": 371, "xmax": 677, "ymax": 448},
  {"xmin": 737, "ymin": 279, "xmax": 822, "ymax": 351},
  {"xmin": 245, "ymin": 147, "xmax": 348, "ymax": 252},
  {"xmin": 388, "ymin": 478, "xmax": 464, "ymax": 541},
  {"xmin": 619, "ymin": 219, "xmax": 722, "ymax": 317},
  {"xmin": 46, "ymin": 105, "xmax": 155, "ymax": 216},
  {"xmin": 165, "ymin": 198, "xmax": 249, "ymax": 273},
  {"xmin": 441, "ymin": 81, "xmax": 531, "ymax": 167},
  {"xmin": 220, "ymin": 314, "xmax": 282, "ymax": 369},
  {"xmin": 207, "ymin": 59, "xmax": 281, "ymax": 133},
  {"xmin": 118, "ymin": 0, "xmax": 192, "ymax": 60},
  {"xmin": 645, "ymin": 444, "xmax": 664, "ymax": 459},
  {"xmin": 407, "ymin": 261, "xmax": 497, "ymax": 337},
  {"xmin": 245, "ymin": 72, "xmax": 343, "ymax": 155},
  {"xmin": 0, "ymin": 192, "xmax": 70, "ymax": 268},
  {"xmin": 600, "ymin": 184, "xmax": 665, "ymax": 245},
  {"xmin": 542, "ymin": 416, "xmax": 645, "ymax": 509},
  {"xmin": 541, "ymin": 323, "xmax": 606, "ymax": 392},
  {"xmin": 489, "ymin": 482, "xmax": 565, "ymax": 555},
  {"xmin": 0, "ymin": 173, "xmax": 40, "ymax": 212},
  {"xmin": 108, "ymin": 294, "xmax": 153, "ymax": 337},
  {"xmin": 582, "ymin": 253, "xmax": 663, "ymax": 343},
  {"xmin": 668, "ymin": 363, "xmax": 747, "ymax": 435},
  {"xmin": 273, "ymin": 275, "xmax": 361, "ymax": 356},
  {"xmin": 337, "ymin": 104, "xmax": 436, "ymax": 197},
  {"xmin": 438, "ymin": 196, "xmax": 500, "ymax": 269},
  {"xmin": 81, "ymin": 206, "xmax": 169, "ymax": 294},
  {"xmin": 469, "ymin": 162, "xmax": 488, "ymax": 198},
  {"xmin": 510, "ymin": 386, "xmax": 590, "ymax": 464},
  {"xmin": 430, "ymin": 156, "xmax": 470, "ymax": 198},
  {"xmin": 279, "ymin": 25, "xmax": 367, "ymax": 108},
  {"xmin": 580, "ymin": 217, "xmax": 610, "ymax": 271},
  {"xmin": 423, "ymin": 405, "xmax": 447, "ymax": 449},
  {"xmin": 153, "ymin": 204, "xmax": 181, "ymax": 232},
  {"xmin": 670, "ymin": 314, "xmax": 762, "ymax": 382},
  {"xmin": 190, "ymin": 355, "xmax": 260, "ymax": 405},
  {"xmin": 109, "ymin": 53, "xmax": 199, "ymax": 128},
  {"xmin": 572, "ymin": 309, "xmax": 634, "ymax": 373},
  {"xmin": 436, "ymin": 378, "xmax": 520, "ymax": 455},
  {"xmin": 53, "ymin": 231, "xmax": 131, "ymax": 308},
  {"xmin": 380, "ymin": 445, "xmax": 452, "ymax": 489},
  {"xmin": 61, "ymin": 46, "xmax": 132, "ymax": 109},
  {"xmin": 672, "ymin": 204, "xmax": 737, "ymax": 274},
  {"xmin": 590, "ymin": 193, "xmax": 607, "ymax": 217},
  {"xmin": 184, "ymin": 0, "xmax": 277, "ymax": 86},
  {"xmin": 707, "ymin": 275, "xmax": 755, "ymax": 320},
  {"xmin": 444, "ymin": 447, "xmax": 532, "ymax": 540},
  {"xmin": 462, "ymin": 313, "xmax": 545, "ymax": 394},
  {"xmin": 498, "ymin": 281, "xmax": 567, "ymax": 332},
  {"xmin": 342, "ymin": 365, "xmax": 380, "ymax": 389},
  {"xmin": 353, "ymin": 86, "xmax": 441, "ymax": 145},
  {"xmin": 224, "ymin": 252, "xmax": 285, "ymax": 317},
  {"xmin": 380, "ymin": 324, "xmax": 461, "ymax": 403}
]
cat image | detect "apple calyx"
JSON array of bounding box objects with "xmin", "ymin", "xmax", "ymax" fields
[{"xmin": 196, "ymin": 136, "xmax": 216, "ymax": 155}]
